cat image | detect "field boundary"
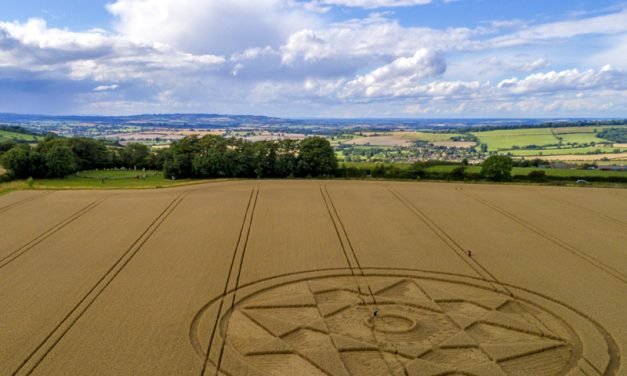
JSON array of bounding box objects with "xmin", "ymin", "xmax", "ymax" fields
[
  {"xmin": 463, "ymin": 191, "xmax": 627, "ymax": 287},
  {"xmin": 0, "ymin": 197, "xmax": 107, "ymax": 270},
  {"xmin": 14, "ymin": 193, "xmax": 188, "ymax": 376}
]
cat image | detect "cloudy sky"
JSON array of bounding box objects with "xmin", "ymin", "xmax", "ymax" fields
[{"xmin": 1, "ymin": 0, "xmax": 627, "ymax": 117}]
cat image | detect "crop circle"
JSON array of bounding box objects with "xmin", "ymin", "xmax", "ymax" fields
[{"xmin": 194, "ymin": 271, "xmax": 618, "ymax": 376}]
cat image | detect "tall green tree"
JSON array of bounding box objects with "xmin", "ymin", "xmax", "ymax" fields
[
  {"xmin": 44, "ymin": 144, "xmax": 77, "ymax": 178},
  {"xmin": 296, "ymin": 137, "xmax": 337, "ymax": 177},
  {"xmin": 120, "ymin": 143, "xmax": 150, "ymax": 169},
  {"xmin": 481, "ymin": 155, "xmax": 513, "ymax": 181},
  {"xmin": 274, "ymin": 140, "xmax": 298, "ymax": 178},
  {"xmin": 68, "ymin": 138, "xmax": 110, "ymax": 170},
  {"xmin": 147, "ymin": 148, "xmax": 168, "ymax": 170},
  {"xmin": 191, "ymin": 136, "xmax": 228, "ymax": 177},
  {"xmin": 0, "ymin": 145, "xmax": 32, "ymax": 178},
  {"xmin": 0, "ymin": 140, "xmax": 17, "ymax": 155},
  {"xmin": 163, "ymin": 136, "xmax": 199, "ymax": 178}
]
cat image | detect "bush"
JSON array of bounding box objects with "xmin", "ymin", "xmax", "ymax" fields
[
  {"xmin": 464, "ymin": 172, "xmax": 482, "ymax": 181},
  {"xmin": 297, "ymin": 137, "xmax": 337, "ymax": 177},
  {"xmin": 0, "ymin": 173, "xmax": 12, "ymax": 183},
  {"xmin": 481, "ymin": 156, "xmax": 513, "ymax": 181},
  {"xmin": 448, "ymin": 166, "xmax": 466, "ymax": 181},
  {"xmin": 335, "ymin": 166, "xmax": 368, "ymax": 179},
  {"xmin": 527, "ymin": 170, "xmax": 547, "ymax": 182},
  {"xmin": 44, "ymin": 144, "xmax": 77, "ymax": 178},
  {"xmin": 0, "ymin": 145, "xmax": 32, "ymax": 179},
  {"xmin": 597, "ymin": 128, "xmax": 627, "ymax": 143}
]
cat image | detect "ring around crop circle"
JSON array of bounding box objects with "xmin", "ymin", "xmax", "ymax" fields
[{"xmin": 192, "ymin": 270, "xmax": 619, "ymax": 376}]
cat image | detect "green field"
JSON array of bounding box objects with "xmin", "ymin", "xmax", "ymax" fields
[
  {"xmin": 77, "ymin": 169, "xmax": 162, "ymax": 179},
  {"xmin": 557, "ymin": 133, "xmax": 606, "ymax": 144},
  {"xmin": 398, "ymin": 131, "xmax": 464, "ymax": 142},
  {"xmin": 471, "ymin": 128, "xmax": 559, "ymax": 150},
  {"xmin": 525, "ymin": 168, "xmax": 627, "ymax": 178},
  {"xmin": 551, "ymin": 126, "xmax": 617, "ymax": 134},
  {"xmin": 424, "ymin": 165, "xmax": 481, "ymax": 174},
  {"xmin": 342, "ymin": 162, "xmax": 627, "ymax": 178},
  {"xmin": 571, "ymin": 160, "xmax": 627, "ymax": 166},
  {"xmin": 425, "ymin": 165, "xmax": 627, "ymax": 178},
  {"xmin": 340, "ymin": 162, "xmax": 413, "ymax": 170},
  {"xmin": 471, "ymin": 125, "xmax": 627, "ymax": 156},
  {"xmin": 504, "ymin": 146, "xmax": 627, "ymax": 156},
  {"xmin": 338, "ymin": 131, "xmax": 464, "ymax": 146},
  {"xmin": 0, "ymin": 170, "xmax": 207, "ymax": 192},
  {"xmin": 0, "ymin": 130, "xmax": 40, "ymax": 142}
]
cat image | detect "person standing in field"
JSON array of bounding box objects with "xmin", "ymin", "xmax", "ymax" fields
[{"xmin": 467, "ymin": 250, "xmax": 472, "ymax": 257}]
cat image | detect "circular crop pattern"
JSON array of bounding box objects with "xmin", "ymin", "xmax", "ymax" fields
[{"xmin": 195, "ymin": 272, "xmax": 618, "ymax": 376}]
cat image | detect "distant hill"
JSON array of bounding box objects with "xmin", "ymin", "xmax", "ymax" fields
[
  {"xmin": 0, "ymin": 113, "xmax": 285, "ymax": 128},
  {"xmin": 0, "ymin": 112, "xmax": 625, "ymax": 135}
]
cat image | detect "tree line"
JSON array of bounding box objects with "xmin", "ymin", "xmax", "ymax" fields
[
  {"xmin": 597, "ymin": 128, "xmax": 627, "ymax": 143},
  {"xmin": 163, "ymin": 135, "xmax": 337, "ymax": 179},
  {"xmin": 4, "ymin": 135, "xmax": 624, "ymax": 184},
  {"xmin": 0, "ymin": 135, "xmax": 338, "ymax": 180},
  {"xmin": 0, "ymin": 136, "xmax": 161, "ymax": 179},
  {"xmin": 454, "ymin": 120, "xmax": 627, "ymax": 134},
  {"xmin": 337, "ymin": 156, "xmax": 515, "ymax": 181}
]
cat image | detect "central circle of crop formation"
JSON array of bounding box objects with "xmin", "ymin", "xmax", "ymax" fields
[
  {"xmin": 364, "ymin": 312, "xmax": 417, "ymax": 334},
  {"xmin": 195, "ymin": 272, "xmax": 617, "ymax": 376}
]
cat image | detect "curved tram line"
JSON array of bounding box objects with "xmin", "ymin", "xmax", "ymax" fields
[
  {"xmin": 192, "ymin": 268, "xmax": 620, "ymax": 376},
  {"xmin": 191, "ymin": 183, "xmax": 620, "ymax": 376}
]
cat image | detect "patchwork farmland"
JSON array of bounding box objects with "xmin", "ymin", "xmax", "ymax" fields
[{"xmin": 0, "ymin": 181, "xmax": 625, "ymax": 376}]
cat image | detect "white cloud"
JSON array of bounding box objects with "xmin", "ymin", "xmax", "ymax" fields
[
  {"xmin": 481, "ymin": 56, "xmax": 549, "ymax": 73},
  {"xmin": 0, "ymin": 18, "xmax": 115, "ymax": 68},
  {"xmin": 93, "ymin": 84, "xmax": 119, "ymax": 91},
  {"xmin": 0, "ymin": 18, "xmax": 110, "ymax": 51},
  {"xmin": 341, "ymin": 49, "xmax": 446, "ymax": 97},
  {"xmin": 489, "ymin": 9, "xmax": 627, "ymax": 48},
  {"xmin": 497, "ymin": 65, "xmax": 627, "ymax": 94},
  {"xmin": 279, "ymin": 9, "xmax": 627, "ymax": 70},
  {"xmin": 272, "ymin": 64, "xmax": 627, "ymax": 115},
  {"xmin": 587, "ymin": 33, "xmax": 627, "ymax": 70},
  {"xmin": 280, "ymin": 16, "xmax": 478, "ymax": 65},
  {"xmin": 312, "ymin": 0, "xmax": 431, "ymax": 8},
  {"xmin": 2, "ymin": 2, "xmax": 627, "ymax": 116},
  {"xmin": 0, "ymin": 18, "xmax": 225, "ymax": 83},
  {"xmin": 106, "ymin": 0, "xmax": 321, "ymax": 55}
]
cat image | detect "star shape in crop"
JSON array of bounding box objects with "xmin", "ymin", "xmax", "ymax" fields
[{"xmin": 221, "ymin": 277, "xmax": 572, "ymax": 376}]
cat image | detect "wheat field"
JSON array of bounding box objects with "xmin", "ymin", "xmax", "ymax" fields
[{"xmin": 0, "ymin": 181, "xmax": 624, "ymax": 376}]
